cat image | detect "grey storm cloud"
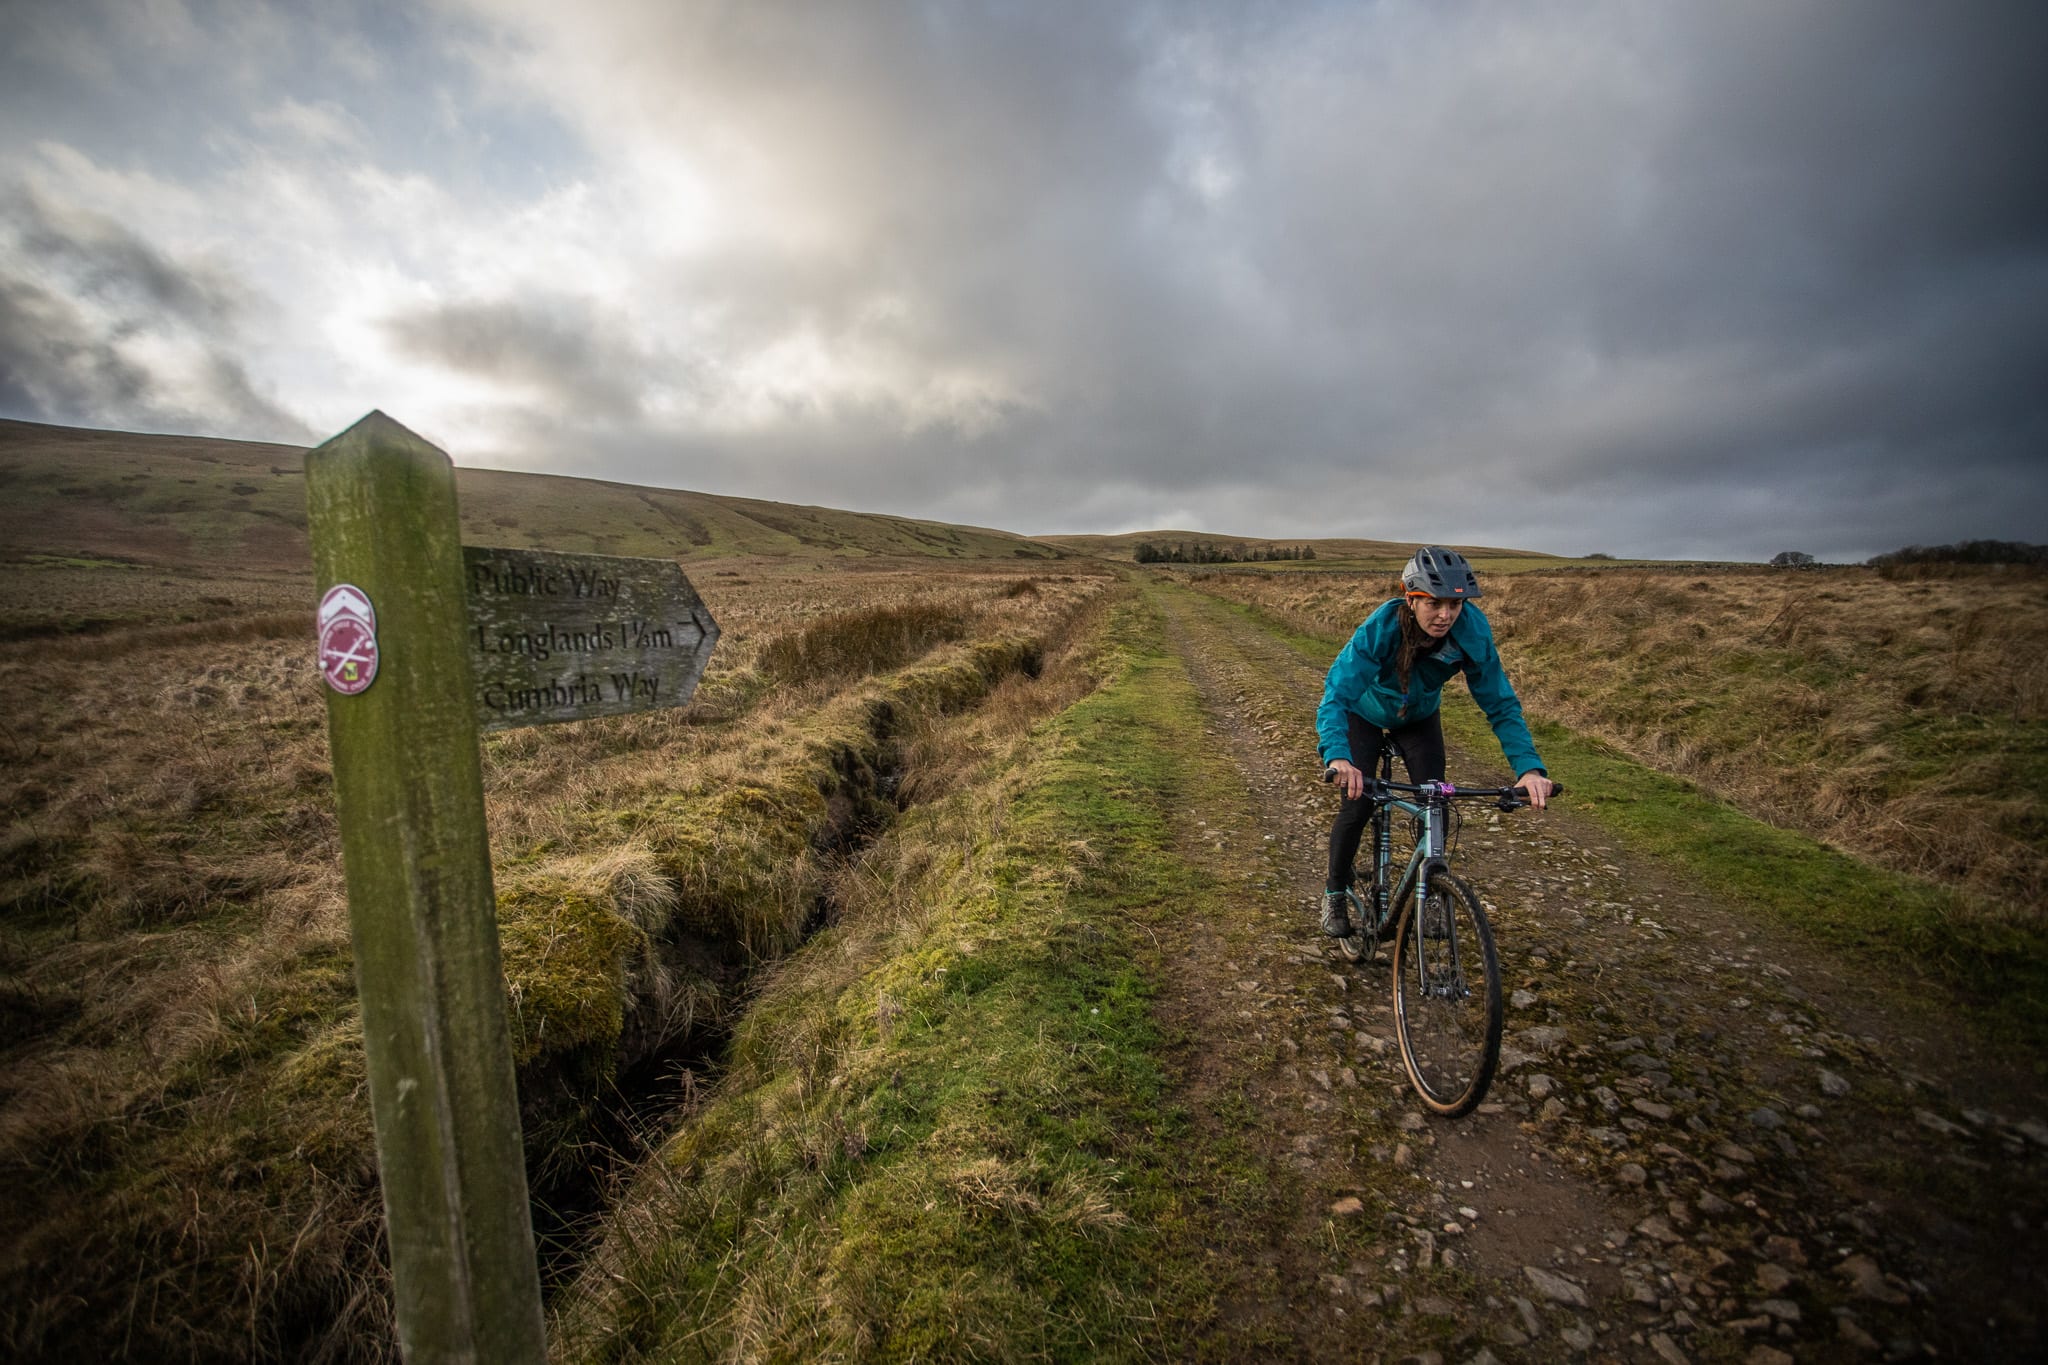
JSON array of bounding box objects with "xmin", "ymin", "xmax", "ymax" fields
[
  {"xmin": 0, "ymin": 272, "xmax": 155, "ymax": 417},
  {"xmin": 485, "ymin": 0, "xmax": 2045, "ymax": 559},
  {"xmin": 382, "ymin": 296, "xmax": 654, "ymax": 424},
  {"xmin": 0, "ymin": 188, "xmax": 309, "ymax": 439},
  {"xmin": 3, "ymin": 0, "xmax": 2045, "ymax": 560}
]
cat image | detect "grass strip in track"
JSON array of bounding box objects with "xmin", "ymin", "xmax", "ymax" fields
[{"xmin": 552, "ymin": 598, "xmax": 1288, "ymax": 1362}]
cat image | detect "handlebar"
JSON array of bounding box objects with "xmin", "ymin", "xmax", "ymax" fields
[{"xmin": 1321, "ymin": 766, "xmax": 1564, "ymax": 808}]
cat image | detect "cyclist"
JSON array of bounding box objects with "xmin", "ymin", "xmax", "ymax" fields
[{"xmin": 1317, "ymin": 546, "xmax": 1554, "ymax": 937}]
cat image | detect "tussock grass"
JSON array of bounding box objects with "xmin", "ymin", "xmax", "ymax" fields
[{"xmin": 757, "ymin": 598, "xmax": 976, "ymax": 688}]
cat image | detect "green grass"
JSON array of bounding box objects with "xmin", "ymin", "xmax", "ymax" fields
[{"xmin": 551, "ymin": 598, "xmax": 1301, "ymax": 1361}]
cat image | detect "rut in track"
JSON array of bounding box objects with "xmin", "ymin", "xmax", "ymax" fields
[{"xmin": 1143, "ymin": 579, "xmax": 2046, "ymax": 1363}]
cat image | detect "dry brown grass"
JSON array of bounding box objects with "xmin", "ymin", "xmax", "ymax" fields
[
  {"xmin": 0, "ymin": 554, "xmax": 1114, "ymax": 1362},
  {"xmin": 1198, "ymin": 565, "xmax": 2048, "ymax": 910},
  {"xmin": 758, "ymin": 599, "xmax": 975, "ymax": 687}
]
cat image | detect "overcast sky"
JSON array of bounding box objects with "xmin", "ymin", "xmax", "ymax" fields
[{"xmin": 3, "ymin": 1, "xmax": 2044, "ymax": 561}]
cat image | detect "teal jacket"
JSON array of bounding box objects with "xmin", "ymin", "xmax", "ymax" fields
[{"xmin": 1317, "ymin": 599, "xmax": 1544, "ymax": 778}]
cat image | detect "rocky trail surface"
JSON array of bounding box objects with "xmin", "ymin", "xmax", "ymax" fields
[{"xmin": 1142, "ymin": 582, "xmax": 2045, "ymax": 1364}]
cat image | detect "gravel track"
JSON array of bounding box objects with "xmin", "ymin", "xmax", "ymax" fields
[{"xmin": 1144, "ymin": 580, "xmax": 2045, "ymax": 1363}]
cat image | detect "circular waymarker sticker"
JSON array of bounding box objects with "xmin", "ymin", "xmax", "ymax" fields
[{"xmin": 318, "ymin": 584, "xmax": 379, "ymax": 695}]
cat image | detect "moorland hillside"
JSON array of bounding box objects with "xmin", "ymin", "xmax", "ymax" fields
[{"xmin": 0, "ymin": 417, "xmax": 1071, "ymax": 577}]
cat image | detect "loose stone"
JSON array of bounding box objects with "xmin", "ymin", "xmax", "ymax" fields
[
  {"xmin": 1762, "ymin": 1236, "xmax": 1807, "ymax": 1267},
  {"xmin": 1636, "ymin": 1215, "xmax": 1683, "ymax": 1244},
  {"xmin": 1755, "ymin": 1263, "xmax": 1794, "ymax": 1294},
  {"xmin": 1649, "ymin": 1332, "xmax": 1690, "ymax": 1365},
  {"xmin": 1836, "ymin": 1254, "xmax": 1910, "ymax": 1305},
  {"xmin": 1524, "ymin": 1265, "xmax": 1589, "ymax": 1307},
  {"xmin": 1915, "ymin": 1109, "xmax": 1970, "ymax": 1139},
  {"xmin": 1618, "ymin": 1162, "xmax": 1648, "ymax": 1186}
]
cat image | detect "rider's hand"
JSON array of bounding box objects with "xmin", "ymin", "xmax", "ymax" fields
[
  {"xmin": 1329, "ymin": 758, "xmax": 1366, "ymax": 801},
  {"xmin": 1517, "ymin": 771, "xmax": 1554, "ymax": 809}
]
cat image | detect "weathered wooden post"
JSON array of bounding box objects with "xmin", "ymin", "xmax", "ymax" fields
[
  {"xmin": 306, "ymin": 412, "xmax": 546, "ymax": 1364},
  {"xmin": 307, "ymin": 411, "xmax": 721, "ymax": 1361}
]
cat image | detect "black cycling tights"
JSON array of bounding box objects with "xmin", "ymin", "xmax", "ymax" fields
[{"xmin": 1326, "ymin": 711, "xmax": 1446, "ymax": 893}]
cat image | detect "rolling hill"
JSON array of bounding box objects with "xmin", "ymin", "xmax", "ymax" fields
[
  {"xmin": 0, "ymin": 418, "xmax": 1070, "ymax": 573},
  {"xmin": 0, "ymin": 418, "xmax": 1553, "ymax": 580},
  {"xmin": 1036, "ymin": 530, "xmax": 1549, "ymax": 562}
]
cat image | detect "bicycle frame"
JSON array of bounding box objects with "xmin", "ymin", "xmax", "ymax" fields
[
  {"xmin": 1378, "ymin": 787, "xmax": 1447, "ymax": 921},
  {"xmin": 1373, "ymin": 784, "xmax": 1462, "ymax": 997},
  {"xmin": 1355, "ymin": 750, "xmax": 1453, "ymax": 933}
]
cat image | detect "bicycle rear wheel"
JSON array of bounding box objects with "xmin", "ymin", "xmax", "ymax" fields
[{"xmin": 1392, "ymin": 870, "xmax": 1501, "ymax": 1118}]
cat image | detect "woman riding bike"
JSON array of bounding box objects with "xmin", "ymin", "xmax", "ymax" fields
[{"xmin": 1318, "ymin": 546, "xmax": 1554, "ymax": 937}]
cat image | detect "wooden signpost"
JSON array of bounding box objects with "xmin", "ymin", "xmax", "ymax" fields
[
  {"xmin": 464, "ymin": 547, "xmax": 718, "ymax": 732},
  {"xmin": 305, "ymin": 412, "xmax": 718, "ymax": 1363}
]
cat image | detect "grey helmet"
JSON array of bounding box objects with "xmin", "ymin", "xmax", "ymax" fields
[{"xmin": 1402, "ymin": 545, "xmax": 1483, "ymax": 599}]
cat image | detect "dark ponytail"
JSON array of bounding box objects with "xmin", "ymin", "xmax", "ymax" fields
[{"xmin": 1395, "ymin": 598, "xmax": 1434, "ymax": 692}]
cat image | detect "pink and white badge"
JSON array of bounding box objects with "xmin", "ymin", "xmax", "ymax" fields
[{"xmin": 318, "ymin": 583, "xmax": 379, "ymax": 695}]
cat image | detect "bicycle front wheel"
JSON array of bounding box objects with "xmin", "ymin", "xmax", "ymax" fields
[{"xmin": 1392, "ymin": 871, "xmax": 1502, "ymax": 1118}]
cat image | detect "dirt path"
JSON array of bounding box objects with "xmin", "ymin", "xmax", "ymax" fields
[{"xmin": 1144, "ymin": 581, "xmax": 2046, "ymax": 1363}]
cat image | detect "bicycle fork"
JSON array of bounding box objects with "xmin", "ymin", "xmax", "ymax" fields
[{"xmin": 1402, "ymin": 850, "xmax": 1469, "ymax": 1003}]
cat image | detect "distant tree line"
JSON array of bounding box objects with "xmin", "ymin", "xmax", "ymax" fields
[
  {"xmin": 1134, "ymin": 541, "xmax": 1317, "ymax": 563},
  {"xmin": 1866, "ymin": 540, "xmax": 2048, "ymax": 568}
]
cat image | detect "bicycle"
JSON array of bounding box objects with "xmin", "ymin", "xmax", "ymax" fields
[{"xmin": 1323, "ymin": 754, "xmax": 1562, "ymax": 1118}]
